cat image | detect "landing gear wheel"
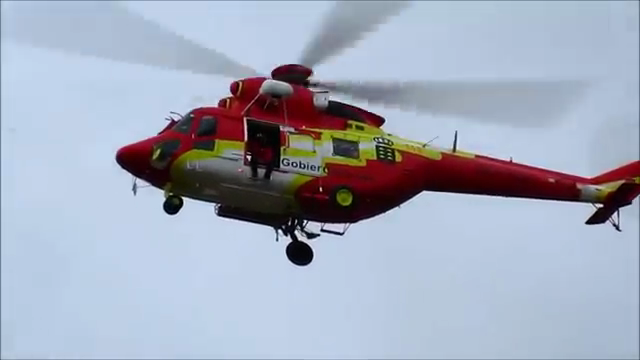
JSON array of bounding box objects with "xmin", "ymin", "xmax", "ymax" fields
[
  {"xmin": 163, "ymin": 195, "xmax": 183, "ymax": 215},
  {"xmin": 286, "ymin": 241, "xmax": 314, "ymax": 267}
]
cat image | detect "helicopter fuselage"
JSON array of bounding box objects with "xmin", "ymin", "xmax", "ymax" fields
[
  {"xmin": 115, "ymin": 75, "xmax": 639, "ymax": 245},
  {"xmin": 117, "ymin": 108, "xmax": 432, "ymax": 224},
  {"xmin": 115, "ymin": 104, "xmax": 624, "ymax": 225}
]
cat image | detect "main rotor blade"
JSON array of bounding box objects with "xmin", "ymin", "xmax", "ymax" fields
[
  {"xmin": 314, "ymin": 79, "xmax": 590, "ymax": 127},
  {"xmin": 1, "ymin": 1, "xmax": 260, "ymax": 78},
  {"xmin": 299, "ymin": 0, "xmax": 410, "ymax": 69}
]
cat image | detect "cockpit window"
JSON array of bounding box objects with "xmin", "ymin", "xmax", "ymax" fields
[
  {"xmin": 150, "ymin": 139, "xmax": 181, "ymax": 169},
  {"xmin": 196, "ymin": 115, "xmax": 217, "ymax": 137},
  {"xmin": 173, "ymin": 112, "xmax": 195, "ymax": 134}
]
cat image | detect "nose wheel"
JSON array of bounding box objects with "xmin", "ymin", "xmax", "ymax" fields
[{"xmin": 163, "ymin": 195, "xmax": 184, "ymax": 215}]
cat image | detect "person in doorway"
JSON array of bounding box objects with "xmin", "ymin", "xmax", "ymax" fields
[{"xmin": 249, "ymin": 132, "xmax": 275, "ymax": 180}]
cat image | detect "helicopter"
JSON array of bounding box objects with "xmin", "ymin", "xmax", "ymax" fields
[{"xmin": 4, "ymin": 1, "xmax": 639, "ymax": 267}]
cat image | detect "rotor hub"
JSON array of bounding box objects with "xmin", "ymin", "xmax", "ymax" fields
[{"xmin": 271, "ymin": 64, "xmax": 313, "ymax": 85}]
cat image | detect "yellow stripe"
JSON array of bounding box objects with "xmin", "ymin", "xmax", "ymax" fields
[{"xmin": 236, "ymin": 81, "xmax": 243, "ymax": 97}]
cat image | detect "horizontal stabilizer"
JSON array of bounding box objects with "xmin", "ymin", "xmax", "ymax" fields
[
  {"xmin": 586, "ymin": 205, "xmax": 621, "ymax": 225},
  {"xmin": 586, "ymin": 181, "xmax": 640, "ymax": 225}
]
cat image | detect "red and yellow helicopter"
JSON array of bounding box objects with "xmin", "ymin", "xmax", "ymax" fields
[{"xmin": 5, "ymin": 1, "xmax": 639, "ymax": 266}]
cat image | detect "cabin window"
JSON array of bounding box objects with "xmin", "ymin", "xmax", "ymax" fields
[
  {"xmin": 196, "ymin": 115, "xmax": 217, "ymax": 137},
  {"xmin": 284, "ymin": 133, "xmax": 315, "ymax": 157},
  {"xmin": 173, "ymin": 112, "xmax": 195, "ymax": 134},
  {"xmin": 332, "ymin": 137, "xmax": 360, "ymax": 159},
  {"xmin": 346, "ymin": 123, "xmax": 365, "ymax": 131},
  {"xmin": 194, "ymin": 139, "xmax": 216, "ymax": 151},
  {"xmin": 288, "ymin": 134, "xmax": 314, "ymax": 151}
]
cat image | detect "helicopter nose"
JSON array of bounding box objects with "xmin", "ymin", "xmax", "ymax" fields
[{"xmin": 115, "ymin": 141, "xmax": 150, "ymax": 175}]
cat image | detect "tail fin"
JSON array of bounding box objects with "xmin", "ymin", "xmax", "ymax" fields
[{"xmin": 585, "ymin": 160, "xmax": 640, "ymax": 230}]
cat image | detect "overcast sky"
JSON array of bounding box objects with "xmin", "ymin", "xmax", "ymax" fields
[{"xmin": 1, "ymin": 1, "xmax": 639, "ymax": 359}]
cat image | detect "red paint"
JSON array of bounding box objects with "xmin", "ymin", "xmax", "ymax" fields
[
  {"xmin": 115, "ymin": 66, "xmax": 640, "ymax": 226},
  {"xmin": 271, "ymin": 64, "xmax": 313, "ymax": 83},
  {"xmin": 589, "ymin": 161, "xmax": 640, "ymax": 184},
  {"xmin": 115, "ymin": 134, "xmax": 173, "ymax": 188}
]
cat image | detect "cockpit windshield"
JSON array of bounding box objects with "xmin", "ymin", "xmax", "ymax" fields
[
  {"xmin": 150, "ymin": 139, "xmax": 181, "ymax": 170},
  {"xmin": 172, "ymin": 111, "xmax": 195, "ymax": 134}
]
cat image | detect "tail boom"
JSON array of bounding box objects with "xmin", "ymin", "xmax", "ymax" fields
[
  {"xmin": 589, "ymin": 161, "xmax": 640, "ymax": 186},
  {"xmin": 423, "ymin": 153, "xmax": 595, "ymax": 203},
  {"xmin": 422, "ymin": 154, "xmax": 640, "ymax": 228}
]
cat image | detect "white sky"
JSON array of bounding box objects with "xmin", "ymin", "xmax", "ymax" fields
[{"xmin": 1, "ymin": 1, "xmax": 638, "ymax": 359}]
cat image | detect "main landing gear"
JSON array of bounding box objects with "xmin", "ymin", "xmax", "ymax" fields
[
  {"xmin": 163, "ymin": 194, "xmax": 184, "ymax": 215},
  {"xmin": 276, "ymin": 218, "xmax": 320, "ymax": 267}
]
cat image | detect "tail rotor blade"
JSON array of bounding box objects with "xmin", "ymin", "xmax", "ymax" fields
[
  {"xmin": 314, "ymin": 79, "xmax": 590, "ymax": 127},
  {"xmin": 299, "ymin": 0, "xmax": 410, "ymax": 69},
  {"xmin": 1, "ymin": 1, "xmax": 261, "ymax": 78}
]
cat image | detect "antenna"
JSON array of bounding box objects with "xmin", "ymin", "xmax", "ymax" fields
[
  {"xmin": 452, "ymin": 130, "xmax": 458, "ymax": 153},
  {"xmin": 424, "ymin": 135, "xmax": 439, "ymax": 147},
  {"xmin": 130, "ymin": 177, "xmax": 150, "ymax": 196}
]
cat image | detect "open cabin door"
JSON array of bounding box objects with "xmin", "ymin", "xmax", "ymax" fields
[
  {"xmin": 243, "ymin": 117, "xmax": 325, "ymax": 178},
  {"xmin": 243, "ymin": 117, "xmax": 282, "ymax": 173}
]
